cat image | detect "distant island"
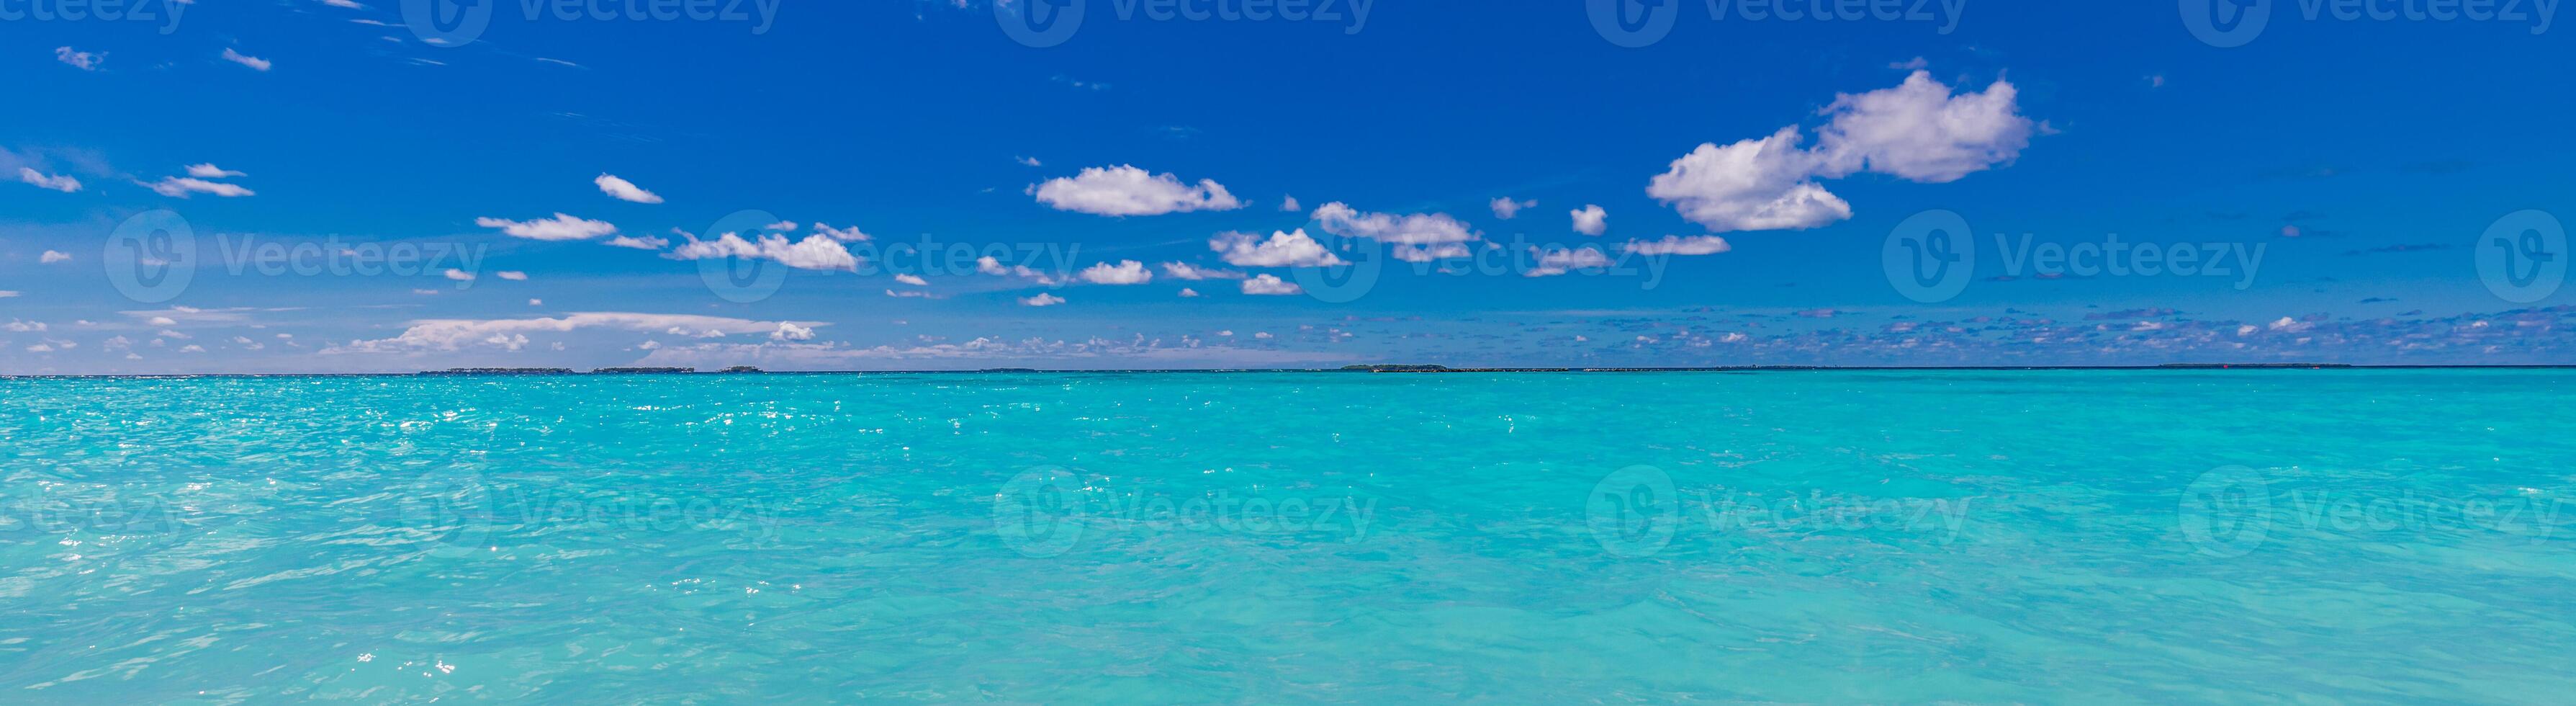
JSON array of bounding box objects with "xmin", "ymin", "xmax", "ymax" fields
[
  {"xmin": 378, "ymin": 362, "xmax": 2498, "ymax": 377},
  {"xmin": 420, "ymin": 367, "xmax": 577, "ymax": 375},
  {"xmin": 2156, "ymin": 363, "xmax": 2354, "ymax": 369}
]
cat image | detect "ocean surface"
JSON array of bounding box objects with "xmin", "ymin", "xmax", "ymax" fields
[{"xmin": 3, "ymin": 370, "xmax": 2572, "ymax": 702}]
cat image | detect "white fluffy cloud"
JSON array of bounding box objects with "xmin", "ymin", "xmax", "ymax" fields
[
  {"xmin": 668, "ymin": 231, "xmax": 860, "ymax": 271},
  {"xmin": 1021, "ymin": 292, "xmax": 1066, "ymax": 307},
  {"xmin": 1623, "ymin": 235, "xmax": 1733, "ymax": 256},
  {"xmin": 1240, "ymin": 274, "xmax": 1302, "ymax": 295},
  {"xmin": 1030, "ymin": 165, "xmax": 1243, "ymax": 216},
  {"xmin": 594, "ymin": 174, "xmax": 665, "ymax": 203},
  {"xmin": 1647, "ymin": 127, "xmax": 1850, "ymax": 233},
  {"xmin": 1810, "ymin": 71, "xmax": 2035, "ymax": 182},
  {"xmin": 17, "ymin": 168, "xmax": 80, "ymax": 192},
  {"xmin": 325, "ymin": 313, "xmax": 824, "ymax": 353},
  {"xmin": 1526, "ymin": 248, "xmax": 1611, "ymax": 277},
  {"xmin": 1311, "ymin": 202, "xmax": 1477, "ymax": 244},
  {"xmin": 1491, "ymin": 197, "xmax": 1536, "ymax": 219},
  {"xmin": 1570, "ymin": 204, "xmax": 1608, "ymax": 236},
  {"xmin": 477, "ymin": 213, "xmax": 618, "ymax": 241},
  {"xmin": 1649, "ymin": 71, "xmax": 2034, "ymax": 233},
  {"xmin": 894, "ymin": 273, "xmax": 929, "ymax": 286},
  {"xmin": 1078, "ymin": 259, "xmax": 1153, "ymax": 285},
  {"xmin": 40, "ymin": 250, "xmax": 72, "ymax": 264},
  {"xmin": 978, "ymin": 256, "xmax": 1063, "ymax": 285},
  {"xmin": 1210, "ymin": 228, "xmax": 1345, "ymax": 267},
  {"xmin": 186, "ymin": 164, "xmax": 246, "ymax": 178},
  {"xmin": 771, "ymin": 322, "xmax": 816, "ymax": 341},
  {"xmin": 55, "ymin": 47, "xmax": 102, "ymax": 71},
  {"xmin": 812, "ymin": 223, "xmax": 870, "ymax": 242}
]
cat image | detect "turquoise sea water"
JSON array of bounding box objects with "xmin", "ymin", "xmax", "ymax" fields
[{"xmin": 4, "ymin": 370, "xmax": 2572, "ymax": 702}]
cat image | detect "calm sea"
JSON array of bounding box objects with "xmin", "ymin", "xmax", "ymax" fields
[{"xmin": 4, "ymin": 371, "xmax": 2571, "ymax": 702}]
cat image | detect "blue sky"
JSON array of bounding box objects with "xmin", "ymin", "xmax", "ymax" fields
[{"xmin": 2, "ymin": 0, "xmax": 2572, "ymax": 372}]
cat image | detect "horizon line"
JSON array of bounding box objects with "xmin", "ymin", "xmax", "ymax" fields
[{"xmin": 9, "ymin": 363, "xmax": 2576, "ymax": 380}]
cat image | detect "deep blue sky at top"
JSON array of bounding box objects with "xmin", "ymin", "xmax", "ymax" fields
[{"xmin": 1, "ymin": 0, "xmax": 2572, "ymax": 372}]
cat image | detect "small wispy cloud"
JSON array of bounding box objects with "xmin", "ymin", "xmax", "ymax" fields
[{"xmin": 221, "ymin": 48, "xmax": 274, "ymax": 72}]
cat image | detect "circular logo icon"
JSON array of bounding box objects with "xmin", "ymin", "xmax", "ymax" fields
[
  {"xmin": 1290, "ymin": 222, "xmax": 1385, "ymax": 304},
  {"xmin": 103, "ymin": 210, "xmax": 197, "ymax": 304},
  {"xmin": 995, "ymin": 0, "xmax": 1085, "ymax": 48},
  {"xmin": 403, "ymin": 0, "xmax": 495, "ymax": 48},
  {"xmin": 1883, "ymin": 209, "xmax": 1976, "ymax": 303},
  {"xmin": 392, "ymin": 471, "xmax": 497, "ymax": 553},
  {"xmin": 2179, "ymin": 0, "xmax": 2271, "ymax": 48},
  {"xmin": 994, "ymin": 465, "xmax": 1086, "ymax": 558},
  {"xmin": 696, "ymin": 209, "xmax": 791, "ymax": 303},
  {"xmin": 1588, "ymin": 0, "xmax": 1680, "ymax": 48},
  {"xmin": 2179, "ymin": 465, "xmax": 2271, "ymax": 558},
  {"xmin": 1585, "ymin": 465, "xmax": 1680, "ymax": 558},
  {"xmin": 2476, "ymin": 209, "xmax": 2564, "ymax": 304}
]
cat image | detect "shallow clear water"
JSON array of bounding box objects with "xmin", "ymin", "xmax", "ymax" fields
[{"xmin": 3, "ymin": 370, "xmax": 2572, "ymax": 702}]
